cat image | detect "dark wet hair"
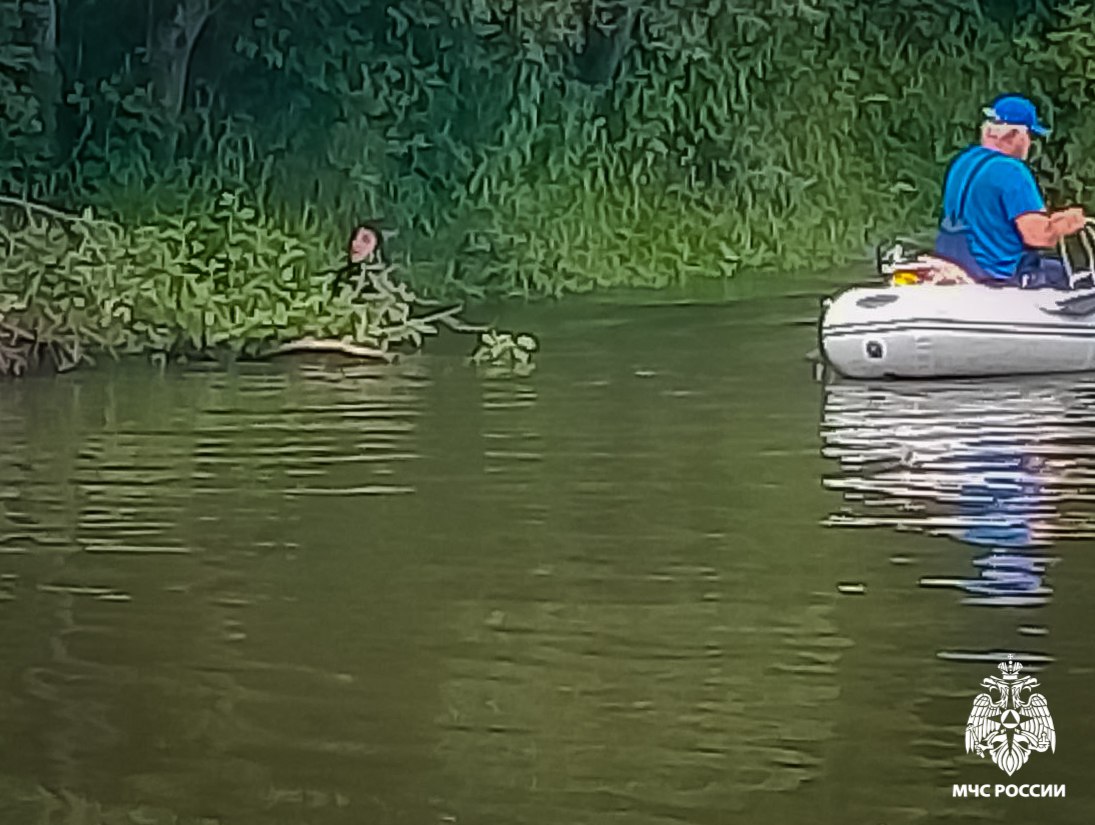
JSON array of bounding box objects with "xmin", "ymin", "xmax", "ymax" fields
[{"xmin": 347, "ymin": 220, "xmax": 386, "ymax": 263}]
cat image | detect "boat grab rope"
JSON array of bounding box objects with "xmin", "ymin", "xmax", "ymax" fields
[{"xmin": 1058, "ymin": 218, "xmax": 1095, "ymax": 288}]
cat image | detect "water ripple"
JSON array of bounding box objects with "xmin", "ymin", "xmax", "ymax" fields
[{"xmin": 821, "ymin": 375, "xmax": 1095, "ymax": 608}]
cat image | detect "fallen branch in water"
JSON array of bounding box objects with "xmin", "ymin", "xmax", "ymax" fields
[
  {"xmin": 381, "ymin": 305, "xmax": 465, "ymax": 340},
  {"xmin": 266, "ymin": 336, "xmax": 396, "ymax": 362},
  {"xmin": 412, "ymin": 305, "xmax": 463, "ymax": 326},
  {"xmin": 439, "ymin": 315, "xmax": 490, "ymax": 334},
  {"xmin": 0, "ymin": 200, "xmax": 538, "ymax": 378}
]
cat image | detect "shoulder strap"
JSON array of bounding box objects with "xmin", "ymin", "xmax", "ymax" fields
[{"xmin": 949, "ymin": 151, "xmax": 1006, "ymax": 222}]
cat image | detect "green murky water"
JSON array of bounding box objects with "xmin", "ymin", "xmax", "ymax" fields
[{"xmin": 3, "ymin": 280, "xmax": 1095, "ymax": 823}]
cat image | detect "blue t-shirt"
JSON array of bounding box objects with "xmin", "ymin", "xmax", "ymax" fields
[{"xmin": 940, "ymin": 146, "xmax": 1046, "ymax": 278}]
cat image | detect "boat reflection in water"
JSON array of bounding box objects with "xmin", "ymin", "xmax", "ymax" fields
[{"xmin": 819, "ymin": 376, "xmax": 1095, "ymax": 607}]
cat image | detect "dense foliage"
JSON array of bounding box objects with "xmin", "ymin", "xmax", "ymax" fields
[
  {"xmin": 3, "ymin": 0, "xmax": 1095, "ymax": 298},
  {"xmin": 0, "ymin": 192, "xmax": 481, "ymax": 375}
]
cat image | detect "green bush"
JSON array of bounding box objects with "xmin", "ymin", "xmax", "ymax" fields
[
  {"xmin": 0, "ymin": 0, "xmax": 1090, "ymax": 299},
  {"xmin": 0, "ymin": 193, "xmax": 415, "ymax": 375}
]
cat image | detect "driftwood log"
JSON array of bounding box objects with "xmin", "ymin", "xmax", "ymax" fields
[{"xmin": 268, "ymin": 336, "xmax": 395, "ymax": 362}]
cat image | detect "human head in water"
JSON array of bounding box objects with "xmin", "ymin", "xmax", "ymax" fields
[
  {"xmin": 347, "ymin": 222, "xmax": 384, "ymax": 264},
  {"xmin": 981, "ymin": 94, "xmax": 1050, "ymax": 161}
]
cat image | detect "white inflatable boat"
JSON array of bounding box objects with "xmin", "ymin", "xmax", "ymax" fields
[{"xmin": 820, "ymin": 283, "xmax": 1095, "ymax": 379}]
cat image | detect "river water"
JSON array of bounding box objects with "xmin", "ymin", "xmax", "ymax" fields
[{"xmin": 1, "ymin": 278, "xmax": 1093, "ymax": 823}]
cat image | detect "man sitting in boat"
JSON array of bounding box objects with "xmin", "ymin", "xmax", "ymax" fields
[{"xmin": 935, "ymin": 94, "xmax": 1087, "ymax": 289}]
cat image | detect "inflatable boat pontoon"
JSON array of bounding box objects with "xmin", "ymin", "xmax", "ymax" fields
[{"xmin": 820, "ymin": 283, "xmax": 1095, "ymax": 379}]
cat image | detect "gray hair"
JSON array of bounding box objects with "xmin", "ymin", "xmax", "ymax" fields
[{"xmin": 982, "ymin": 120, "xmax": 1027, "ymax": 140}]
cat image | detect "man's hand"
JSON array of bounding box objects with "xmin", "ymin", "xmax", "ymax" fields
[{"xmin": 1050, "ymin": 207, "xmax": 1087, "ymax": 236}]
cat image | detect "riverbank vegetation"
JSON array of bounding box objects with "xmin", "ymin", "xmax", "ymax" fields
[
  {"xmin": 3, "ymin": 0, "xmax": 1095, "ymax": 373},
  {"xmin": 0, "ymin": 193, "xmax": 489, "ymax": 374}
]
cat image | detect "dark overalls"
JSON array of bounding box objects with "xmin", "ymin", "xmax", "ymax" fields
[{"xmin": 934, "ymin": 152, "xmax": 1069, "ymax": 290}]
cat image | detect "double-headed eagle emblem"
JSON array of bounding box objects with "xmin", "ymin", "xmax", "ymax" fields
[{"xmin": 965, "ymin": 655, "xmax": 1055, "ymax": 775}]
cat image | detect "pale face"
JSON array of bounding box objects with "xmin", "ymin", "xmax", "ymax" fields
[
  {"xmin": 349, "ymin": 227, "xmax": 378, "ymax": 263},
  {"xmin": 1006, "ymin": 128, "xmax": 1032, "ymax": 161},
  {"xmin": 981, "ymin": 123, "xmax": 1035, "ymax": 161}
]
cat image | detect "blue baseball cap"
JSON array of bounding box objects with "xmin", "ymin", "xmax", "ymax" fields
[{"xmin": 982, "ymin": 94, "xmax": 1050, "ymax": 137}]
